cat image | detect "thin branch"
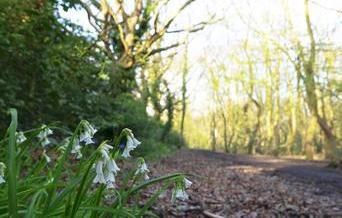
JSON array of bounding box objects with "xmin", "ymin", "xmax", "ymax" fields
[
  {"xmin": 78, "ymin": 1, "xmax": 102, "ymax": 33},
  {"xmin": 309, "ymin": 0, "xmax": 342, "ymax": 13},
  {"xmin": 148, "ymin": 43, "xmax": 181, "ymax": 57},
  {"xmin": 166, "ymin": 16, "xmax": 221, "ymax": 33}
]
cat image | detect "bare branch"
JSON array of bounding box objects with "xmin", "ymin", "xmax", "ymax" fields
[
  {"xmin": 166, "ymin": 16, "xmax": 221, "ymax": 34},
  {"xmin": 148, "ymin": 43, "xmax": 181, "ymax": 57}
]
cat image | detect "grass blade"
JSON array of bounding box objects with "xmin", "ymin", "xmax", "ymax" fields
[
  {"xmin": 70, "ymin": 155, "xmax": 97, "ymax": 217},
  {"xmin": 7, "ymin": 108, "xmax": 18, "ymax": 218}
]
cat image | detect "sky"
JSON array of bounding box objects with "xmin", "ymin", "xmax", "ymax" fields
[{"xmin": 60, "ymin": 0, "xmax": 342, "ymax": 116}]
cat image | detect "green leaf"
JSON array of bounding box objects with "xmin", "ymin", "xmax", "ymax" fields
[{"xmin": 7, "ymin": 108, "xmax": 18, "ymax": 218}]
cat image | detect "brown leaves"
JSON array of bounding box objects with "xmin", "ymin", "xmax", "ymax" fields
[{"xmin": 148, "ymin": 149, "xmax": 342, "ymax": 217}]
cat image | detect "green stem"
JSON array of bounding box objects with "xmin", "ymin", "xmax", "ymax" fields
[{"xmin": 7, "ymin": 108, "xmax": 18, "ymax": 218}]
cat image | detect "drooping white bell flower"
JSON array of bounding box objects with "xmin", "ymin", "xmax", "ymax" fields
[
  {"xmin": 122, "ymin": 129, "xmax": 141, "ymax": 158},
  {"xmin": 38, "ymin": 125, "xmax": 53, "ymax": 139},
  {"xmin": 106, "ymin": 181, "xmax": 115, "ymax": 189},
  {"xmin": 38, "ymin": 125, "xmax": 53, "ymax": 147},
  {"xmin": 104, "ymin": 170, "xmax": 116, "ymax": 183},
  {"xmin": 42, "ymin": 149, "xmax": 51, "ymax": 163},
  {"xmin": 16, "ymin": 131, "xmax": 27, "ymax": 144},
  {"xmin": 93, "ymin": 161, "xmax": 106, "ymax": 184},
  {"xmin": 41, "ymin": 138, "xmax": 50, "ymax": 147},
  {"xmin": 79, "ymin": 121, "xmax": 97, "ymax": 145},
  {"xmin": 135, "ymin": 159, "xmax": 150, "ymax": 180},
  {"xmin": 0, "ymin": 162, "xmax": 6, "ymax": 184},
  {"xmin": 135, "ymin": 162, "xmax": 149, "ymax": 175},
  {"xmin": 93, "ymin": 143, "xmax": 120, "ymax": 189},
  {"xmin": 70, "ymin": 138, "xmax": 82, "ymax": 159},
  {"xmin": 184, "ymin": 178, "xmax": 192, "ymax": 189},
  {"xmin": 60, "ymin": 137, "xmax": 83, "ymax": 159},
  {"xmin": 104, "ymin": 170, "xmax": 117, "ymax": 189},
  {"xmin": 172, "ymin": 188, "xmax": 189, "ymax": 201},
  {"xmin": 99, "ymin": 144, "xmax": 112, "ymax": 162},
  {"xmin": 106, "ymin": 159, "xmax": 120, "ymax": 175},
  {"xmin": 144, "ymin": 174, "xmax": 150, "ymax": 180},
  {"xmin": 79, "ymin": 132, "xmax": 95, "ymax": 145},
  {"xmin": 171, "ymin": 177, "xmax": 192, "ymax": 201}
]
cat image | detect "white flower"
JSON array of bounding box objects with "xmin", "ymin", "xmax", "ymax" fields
[
  {"xmin": 79, "ymin": 121, "xmax": 97, "ymax": 145},
  {"xmin": 172, "ymin": 188, "xmax": 189, "ymax": 201},
  {"xmin": 106, "ymin": 181, "xmax": 115, "ymax": 189},
  {"xmin": 38, "ymin": 125, "xmax": 53, "ymax": 147},
  {"xmin": 41, "ymin": 138, "xmax": 50, "ymax": 147},
  {"xmin": 16, "ymin": 131, "xmax": 27, "ymax": 144},
  {"xmin": 135, "ymin": 162, "xmax": 149, "ymax": 175},
  {"xmin": 104, "ymin": 170, "xmax": 115, "ymax": 183},
  {"xmin": 144, "ymin": 174, "xmax": 150, "ymax": 180},
  {"xmin": 107, "ymin": 159, "xmax": 120, "ymax": 175},
  {"xmin": 93, "ymin": 143, "xmax": 120, "ymax": 189},
  {"xmin": 86, "ymin": 122, "xmax": 97, "ymax": 135},
  {"xmin": 100, "ymin": 144, "xmax": 113, "ymax": 161},
  {"xmin": 93, "ymin": 161, "xmax": 106, "ymax": 184},
  {"xmin": 38, "ymin": 125, "xmax": 53, "ymax": 139},
  {"xmin": 136, "ymin": 162, "xmax": 150, "ymax": 180},
  {"xmin": 135, "ymin": 160, "xmax": 150, "ymax": 180},
  {"xmin": 79, "ymin": 132, "xmax": 95, "ymax": 145},
  {"xmin": 42, "ymin": 149, "xmax": 51, "ymax": 163},
  {"xmin": 0, "ymin": 162, "xmax": 6, "ymax": 184},
  {"xmin": 184, "ymin": 178, "xmax": 192, "ymax": 189},
  {"xmin": 122, "ymin": 129, "xmax": 141, "ymax": 158},
  {"xmin": 171, "ymin": 178, "xmax": 192, "ymax": 201},
  {"xmin": 69, "ymin": 138, "xmax": 83, "ymax": 159},
  {"xmin": 60, "ymin": 137, "xmax": 83, "ymax": 159}
]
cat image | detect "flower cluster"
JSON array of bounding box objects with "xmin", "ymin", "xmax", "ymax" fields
[
  {"xmin": 57, "ymin": 121, "xmax": 97, "ymax": 160},
  {"xmin": 92, "ymin": 129, "xmax": 150, "ymax": 189},
  {"xmin": 37, "ymin": 125, "xmax": 53, "ymax": 163},
  {"xmin": 135, "ymin": 158, "xmax": 150, "ymax": 180},
  {"xmin": 70, "ymin": 138, "xmax": 82, "ymax": 159},
  {"xmin": 0, "ymin": 162, "xmax": 5, "ymax": 184},
  {"xmin": 1, "ymin": 110, "xmax": 195, "ymax": 217},
  {"xmin": 38, "ymin": 125, "xmax": 53, "ymax": 147},
  {"xmin": 16, "ymin": 131, "xmax": 27, "ymax": 144},
  {"xmin": 122, "ymin": 129, "xmax": 141, "ymax": 158},
  {"xmin": 70, "ymin": 121, "xmax": 97, "ymax": 159},
  {"xmin": 93, "ymin": 143, "xmax": 120, "ymax": 189},
  {"xmin": 79, "ymin": 121, "xmax": 97, "ymax": 145},
  {"xmin": 17, "ymin": 121, "xmax": 194, "ymax": 203},
  {"xmin": 172, "ymin": 178, "xmax": 193, "ymax": 201},
  {"xmin": 60, "ymin": 137, "xmax": 82, "ymax": 159}
]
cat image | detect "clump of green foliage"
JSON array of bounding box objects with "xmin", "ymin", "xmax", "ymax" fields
[
  {"xmin": 0, "ymin": 109, "xmax": 192, "ymax": 217},
  {"xmin": 0, "ymin": 0, "xmax": 184, "ymax": 157}
]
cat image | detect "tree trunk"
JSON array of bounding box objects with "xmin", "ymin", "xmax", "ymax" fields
[
  {"xmin": 246, "ymin": 98, "xmax": 261, "ymax": 155},
  {"xmin": 161, "ymin": 81, "xmax": 174, "ymax": 141},
  {"xmin": 180, "ymin": 40, "xmax": 189, "ymax": 140},
  {"xmin": 302, "ymin": 0, "xmax": 338, "ymax": 161},
  {"xmin": 221, "ymin": 111, "xmax": 229, "ymax": 153},
  {"xmin": 210, "ymin": 113, "xmax": 217, "ymax": 151}
]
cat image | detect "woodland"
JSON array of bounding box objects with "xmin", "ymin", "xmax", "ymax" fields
[{"xmin": 0, "ymin": 0, "xmax": 341, "ymax": 217}]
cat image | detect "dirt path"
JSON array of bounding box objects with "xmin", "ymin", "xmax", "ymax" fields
[
  {"xmin": 193, "ymin": 149, "xmax": 342, "ymax": 194},
  {"xmin": 149, "ymin": 149, "xmax": 342, "ymax": 217}
]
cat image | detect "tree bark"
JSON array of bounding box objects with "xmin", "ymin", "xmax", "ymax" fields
[
  {"xmin": 180, "ymin": 40, "xmax": 189, "ymax": 140},
  {"xmin": 210, "ymin": 113, "xmax": 217, "ymax": 151},
  {"xmin": 221, "ymin": 111, "xmax": 229, "ymax": 153},
  {"xmin": 302, "ymin": 0, "xmax": 338, "ymax": 161}
]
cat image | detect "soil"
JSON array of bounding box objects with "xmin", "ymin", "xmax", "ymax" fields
[{"xmin": 148, "ymin": 149, "xmax": 342, "ymax": 217}]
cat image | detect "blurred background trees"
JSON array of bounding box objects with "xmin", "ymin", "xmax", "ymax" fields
[
  {"xmin": 0, "ymin": 0, "xmax": 201, "ymax": 157},
  {"xmin": 181, "ymin": 0, "xmax": 341, "ymax": 162},
  {"xmin": 0, "ymin": 0, "xmax": 340, "ymax": 161}
]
